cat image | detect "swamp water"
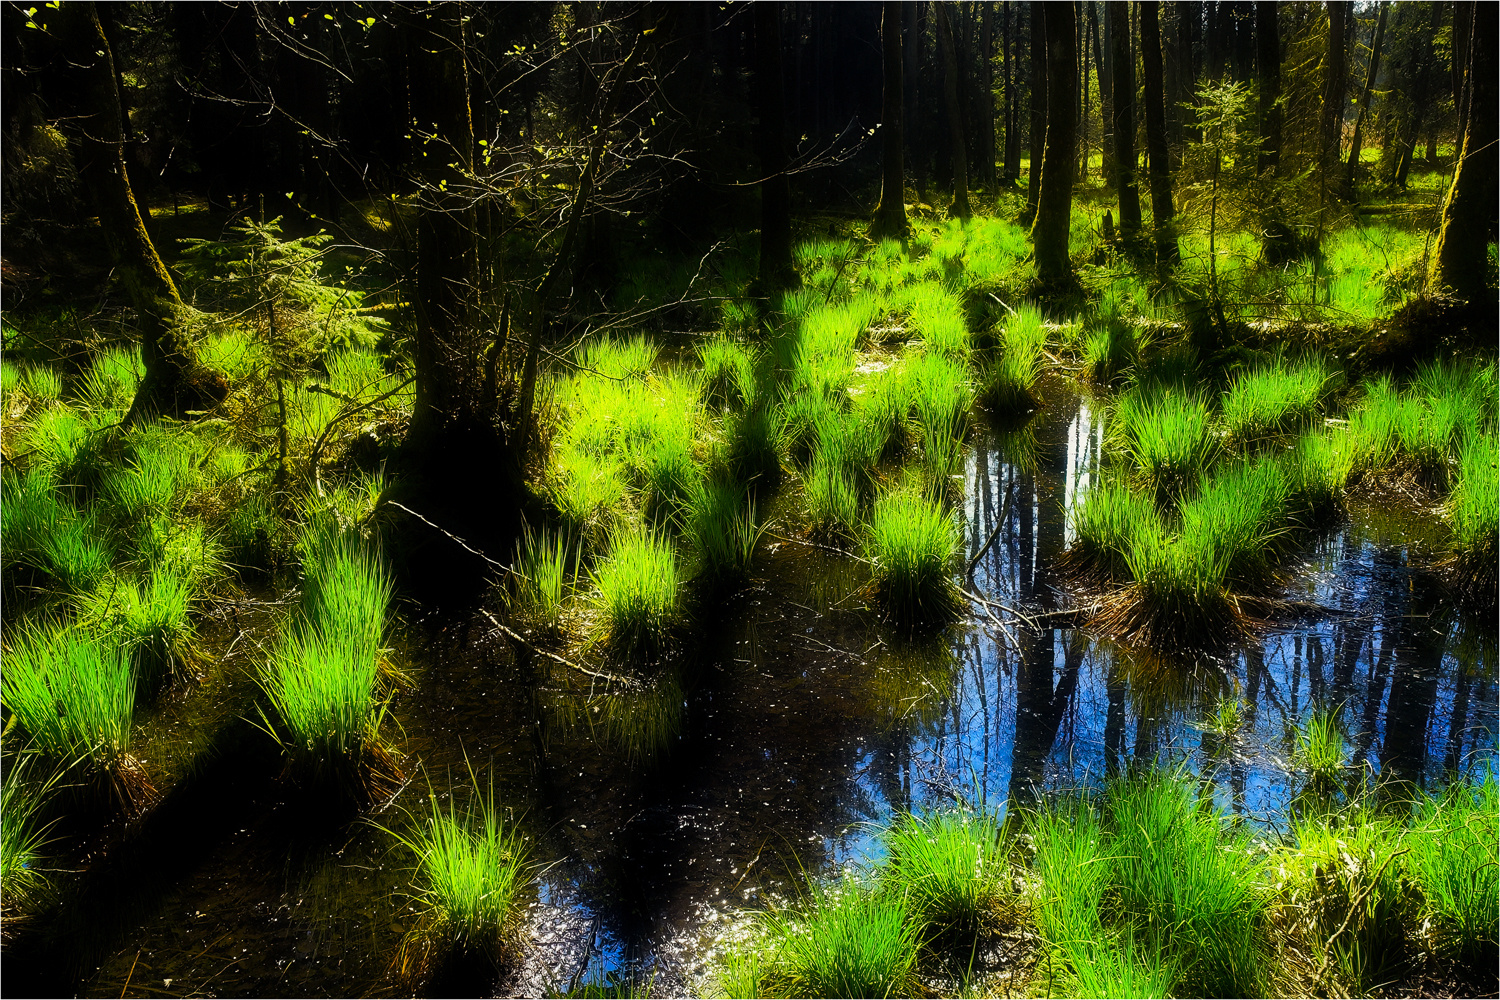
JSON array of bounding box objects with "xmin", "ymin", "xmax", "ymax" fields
[{"xmin": 11, "ymin": 380, "xmax": 1495, "ymax": 998}]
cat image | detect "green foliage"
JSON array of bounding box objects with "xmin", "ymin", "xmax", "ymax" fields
[
  {"xmin": 0, "ymin": 755, "xmax": 58, "ymax": 913},
  {"xmin": 1282, "ymin": 428, "xmax": 1355, "ymax": 523},
  {"xmin": 511, "ymin": 530, "xmax": 574, "ymax": 634},
  {"xmin": 698, "ymin": 336, "xmax": 758, "ymax": 410},
  {"xmin": 1178, "ymin": 459, "xmax": 1289, "ymax": 588},
  {"xmin": 1115, "ymin": 386, "xmax": 1216, "ymax": 503},
  {"xmin": 588, "ymin": 529, "xmax": 683, "ymax": 658},
  {"xmin": 864, "ymin": 491, "xmax": 959, "ymax": 625},
  {"xmin": 262, "ymin": 530, "xmax": 391, "ymax": 768},
  {"xmin": 1, "ymin": 623, "xmax": 135, "ymax": 769},
  {"xmin": 982, "ymin": 304, "xmax": 1047, "ymax": 413},
  {"xmin": 1294, "ymin": 709, "xmax": 1347, "ymax": 786},
  {"xmin": 545, "ymin": 452, "xmax": 628, "ymax": 547},
  {"xmin": 579, "ymin": 334, "xmax": 660, "ymax": 381},
  {"xmin": 79, "ymin": 570, "xmax": 197, "ymax": 688},
  {"xmin": 100, "ymin": 426, "xmax": 206, "ymax": 525},
  {"xmin": 804, "ymin": 457, "xmax": 861, "ymax": 543},
  {"xmin": 1449, "ymin": 431, "xmax": 1499, "ymax": 560},
  {"xmin": 1220, "ymin": 356, "xmax": 1330, "ymax": 441},
  {"xmin": 382, "ymin": 772, "xmax": 533, "ymax": 960},
  {"xmin": 685, "ymin": 479, "xmax": 758, "ymax": 583},
  {"xmin": 1406, "ymin": 774, "xmax": 1500, "ymax": 963},
  {"xmin": 1070, "ymin": 480, "xmax": 1159, "ymax": 580},
  {"xmin": 880, "ymin": 810, "xmax": 1007, "ymax": 941},
  {"xmin": 79, "ymin": 346, "xmax": 144, "ymax": 416}
]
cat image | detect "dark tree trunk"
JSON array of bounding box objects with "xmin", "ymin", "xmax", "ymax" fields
[
  {"xmin": 935, "ymin": 1, "xmax": 971, "ymax": 219},
  {"xmin": 1141, "ymin": 2, "xmax": 1178, "ymax": 268},
  {"xmin": 1031, "ymin": 1, "xmax": 1077, "ymax": 287},
  {"xmin": 1206, "ymin": 0, "xmax": 1224, "ymax": 80},
  {"xmin": 45, "ymin": 3, "xmax": 221, "ymax": 423},
  {"xmin": 755, "ymin": 2, "xmax": 796, "ymax": 289},
  {"xmin": 1342, "ymin": 1, "xmax": 1387, "ymax": 198},
  {"xmin": 1451, "ymin": 0, "xmax": 1472, "ymax": 150},
  {"xmin": 1318, "ymin": 2, "xmax": 1350, "ymax": 202},
  {"xmin": 981, "ymin": 2, "xmax": 997, "ymax": 186},
  {"xmin": 1431, "ymin": 1, "xmax": 1497, "ymax": 304},
  {"xmin": 1177, "ymin": 1, "xmax": 1202, "ymax": 144},
  {"xmin": 1394, "ymin": 1, "xmax": 1440, "ymax": 189},
  {"xmin": 1232, "ymin": 1, "xmax": 1255, "ymax": 82},
  {"xmin": 1162, "ymin": 2, "xmax": 1182, "ymax": 162},
  {"xmin": 1255, "ymin": 1, "xmax": 1282, "ymax": 175},
  {"xmin": 1108, "ymin": 2, "xmax": 1141, "ymax": 236},
  {"xmin": 872, "ymin": 1, "xmax": 908, "ymax": 238},
  {"xmin": 1078, "ymin": 8, "xmax": 1091, "ymax": 182},
  {"xmin": 1003, "ymin": 1, "xmax": 1021, "ymax": 181},
  {"xmin": 1098, "ymin": 1, "xmax": 1115, "ymax": 184},
  {"xmin": 1026, "ymin": 1, "xmax": 1047, "ymax": 215},
  {"xmin": 905, "ymin": 1, "xmax": 928, "ymax": 198}
]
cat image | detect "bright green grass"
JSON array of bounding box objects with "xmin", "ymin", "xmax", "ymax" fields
[
  {"xmin": 511, "ymin": 530, "xmax": 574, "ymax": 634},
  {"xmin": 804, "ymin": 456, "xmax": 861, "ymax": 543},
  {"xmin": 755, "ymin": 879, "xmax": 920, "ymax": 999},
  {"xmin": 892, "ymin": 282, "xmax": 968, "ymax": 356},
  {"xmin": 263, "ymin": 531, "xmax": 391, "ymax": 767},
  {"xmin": 2, "ymin": 467, "xmax": 64, "ymax": 569},
  {"xmin": 1082, "ymin": 320, "xmax": 1138, "ymax": 386},
  {"xmin": 685, "ymin": 480, "xmax": 758, "ymax": 582},
  {"xmin": 983, "ymin": 304, "xmax": 1047, "ymax": 413},
  {"xmin": 1449, "ymin": 431, "xmax": 1498, "ymax": 561},
  {"xmin": 1278, "ymin": 805, "xmax": 1410, "ymax": 992},
  {"xmin": 589, "ymin": 528, "xmax": 682, "ymax": 657},
  {"xmin": 19, "ymin": 405, "xmax": 101, "ymax": 479},
  {"xmin": 864, "ymin": 491, "xmax": 959, "ymax": 625},
  {"xmin": 80, "ymin": 345, "xmax": 144, "ymax": 415},
  {"xmin": 20, "ymin": 365, "xmax": 62, "ymax": 403},
  {"xmin": 880, "ymin": 810, "xmax": 1007, "ymax": 940},
  {"xmin": 1406, "ymin": 774, "xmax": 1500, "ymax": 963},
  {"xmin": 38, "ymin": 512, "xmax": 115, "ymax": 594},
  {"xmin": 1178, "ymin": 459, "xmax": 1289, "ymax": 588},
  {"xmin": 0, "ymin": 755, "xmax": 58, "ymax": 913},
  {"xmin": 101, "ymin": 426, "xmax": 205, "ymax": 525},
  {"xmin": 197, "ymin": 327, "xmax": 263, "ymax": 382},
  {"xmin": 1070, "ymin": 480, "xmax": 1159, "ymax": 580},
  {"xmin": 699, "ymin": 336, "xmax": 758, "ymax": 410},
  {"xmin": 901, "ymin": 351, "xmax": 972, "ymax": 442},
  {"xmin": 1220, "ymin": 356, "xmax": 1330, "ymax": 441},
  {"xmin": 1295, "ymin": 708, "xmax": 1347, "ymax": 785},
  {"xmin": 578, "ymin": 334, "xmax": 660, "ymax": 381},
  {"xmin": 1, "ymin": 624, "xmax": 135, "ymax": 770},
  {"xmin": 80, "ymin": 570, "xmax": 197, "ymax": 688},
  {"xmin": 1282, "ymin": 428, "xmax": 1356, "ymax": 523},
  {"xmin": 1115, "ymin": 386, "xmax": 1216, "ymax": 503},
  {"xmin": 545, "ymin": 451, "xmax": 628, "ymax": 546},
  {"xmin": 1115, "ymin": 514, "xmax": 1238, "ymax": 645},
  {"xmin": 1031, "ymin": 772, "xmax": 1266, "ymax": 998},
  {"xmin": 134, "ymin": 516, "xmax": 224, "ymax": 590},
  {"xmin": 383, "ymin": 773, "xmax": 533, "ymax": 959}
]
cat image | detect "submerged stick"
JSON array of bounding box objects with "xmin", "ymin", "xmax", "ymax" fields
[{"xmin": 479, "ymin": 610, "xmax": 638, "ymax": 689}]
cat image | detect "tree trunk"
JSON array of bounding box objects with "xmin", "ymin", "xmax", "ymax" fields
[
  {"xmin": 1393, "ymin": 1, "xmax": 1440, "ymax": 189},
  {"xmin": 1026, "ymin": 1, "xmax": 1047, "ymax": 215},
  {"xmin": 1342, "ymin": 1, "xmax": 1387, "ymax": 198},
  {"xmin": 46, "ymin": 3, "xmax": 221, "ymax": 422},
  {"xmin": 980, "ymin": 2, "xmax": 997, "ymax": 186},
  {"xmin": 755, "ymin": 1, "xmax": 796, "ymax": 289},
  {"xmin": 1255, "ymin": 1, "xmax": 1282, "ymax": 175},
  {"xmin": 935, "ymin": 2, "xmax": 971, "ymax": 219},
  {"xmin": 1031, "ymin": 1, "xmax": 1077, "ymax": 287},
  {"xmin": 1177, "ymin": 1, "xmax": 1202, "ymax": 144},
  {"xmin": 1318, "ymin": 2, "xmax": 1350, "ymax": 203},
  {"xmin": 1451, "ymin": 1, "xmax": 1472, "ymax": 150},
  {"xmin": 905, "ymin": 1, "xmax": 928, "ymax": 198},
  {"xmin": 1003, "ymin": 2, "xmax": 1020, "ymax": 181},
  {"xmin": 872, "ymin": 1, "xmax": 909, "ymax": 238},
  {"xmin": 1108, "ymin": 2, "xmax": 1141, "ymax": 237},
  {"xmin": 1430, "ymin": 1, "xmax": 1497, "ymax": 304},
  {"xmin": 1098, "ymin": 1, "xmax": 1114, "ymax": 184},
  {"xmin": 1141, "ymin": 2, "xmax": 1178, "ymax": 268},
  {"xmin": 1079, "ymin": 8, "xmax": 1092, "ymax": 182}
]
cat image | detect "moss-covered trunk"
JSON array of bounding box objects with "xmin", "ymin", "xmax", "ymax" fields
[
  {"xmin": 1030, "ymin": 1, "xmax": 1076, "ymax": 288},
  {"xmin": 1430, "ymin": 1, "xmax": 1497, "ymax": 305}
]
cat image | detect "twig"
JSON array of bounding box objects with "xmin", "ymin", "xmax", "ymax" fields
[
  {"xmin": 479, "ymin": 610, "xmax": 638, "ymax": 688},
  {"xmin": 382, "ymin": 501, "xmax": 516, "ymax": 576},
  {"xmin": 966, "ymin": 479, "xmax": 1015, "ymax": 581},
  {"xmin": 1308, "ymin": 847, "xmax": 1410, "ymax": 993},
  {"xmin": 763, "ymin": 530, "xmax": 872, "ymax": 563}
]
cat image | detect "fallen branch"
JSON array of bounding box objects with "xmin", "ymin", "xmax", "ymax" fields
[{"xmin": 479, "ymin": 610, "xmax": 639, "ymax": 688}]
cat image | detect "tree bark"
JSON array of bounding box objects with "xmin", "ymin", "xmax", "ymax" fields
[
  {"xmin": 1318, "ymin": 2, "xmax": 1350, "ymax": 202},
  {"xmin": 935, "ymin": 2, "xmax": 971, "ymax": 219},
  {"xmin": 1451, "ymin": 1, "xmax": 1472, "ymax": 151},
  {"xmin": 1026, "ymin": 1, "xmax": 1047, "ymax": 215},
  {"xmin": 1255, "ymin": 1, "xmax": 1282, "ymax": 175},
  {"xmin": 1177, "ymin": 1, "xmax": 1202, "ymax": 144},
  {"xmin": 1141, "ymin": 2, "xmax": 1178, "ymax": 268},
  {"xmin": 980, "ymin": 2, "xmax": 997, "ymax": 186},
  {"xmin": 1079, "ymin": 8, "xmax": 1092, "ymax": 182},
  {"xmin": 1107, "ymin": 2, "xmax": 1141, "ymax": 237},
  {"xmin": 1430, "ymin": 0, "xmax": 1497, "ymax": 304},
  {"xmin": 872, "ymin": 1, "xmax": 909, "ymax": 238},
  {"xmin": 1098, "ymin": 1, "xmax": 1114, "ymax": 184},
  {"xmin": 1393, "ymin": 1, "xmax": 1440, "ymax": 189},
  {"xmin": 1031, "ymin": 1, "xmax": 1077, "ymax": 287},
  {"xmin": 755, "ymin": 1, "xmax": 797, "ymax": 289},
  {"xmin": 46, "ymin": 3, "xmax": 221, "ymax": 422},
  {"xmin": 1342, "ymin": 1, "xmax": 1387, "ymax": 198},
  {"xmin": 1003, "ymin": 2, "xmax": 1020, "ymax": 181}
]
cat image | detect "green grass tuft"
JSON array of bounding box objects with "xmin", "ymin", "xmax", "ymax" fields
[
  {"xmin": 1221, "ymin": 356, "xmax": 1330, "ymax": 441},
  {"xmin": 685, "ymin": 479, "xmax": 759, "ymax": 583},
  {"xmin": 982, "ymin": 304, "xmax": 1047, "ymax": 413},
  {"xmin": 755, "ymin": 878, "xmax": 921, "ymax": 999},
  {"xmin": 578, "ymin": 334, "xmax": 660, "ymax": 381},
  {"xmin": 510, "ymin": 530, "xmax": 575, "ymax": 635},
  {"xmin": 699, "ymin": 336, "xmax": 758, "ymax": 410},
  {"xmin": 1, "ymin": 624, "xmax": 135, "ymax": 771},
  {"xmin": 880, "ymin": 809, "xmax": 1007, "ymax": 941},
  {"xmin": 1406, "ymin": 773, "xmax": 1500, "ymax": 964},
  {"xmin": 589, "ymin": 528, "xmax": 683, "ymax": 658},
  {"xmin": 864, "ymin": 491, "xmax": 960, "ymax": 625},
  {"xmin": 1115, "ymin": 386, "xmax": 1216, "ymax": 504}
]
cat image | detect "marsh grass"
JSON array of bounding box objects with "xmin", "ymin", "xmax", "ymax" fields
[
  {"xmin": 699, "ymin": 336, "xmax": 757, "ymax": 410},
  {"xmin": 1115, "ymin": 386, "xmax": 1216, "ymax": 504},
  {"xmin": 1082, "ymin": 320, "xmax": 1138, "ymax": 386},
  {"xmin": 578, "ymin": 334, "xmax": 659, "ymax": 381},
  {"xmin": 864, "ymin": 491, "xmax": 960, "ymax": 626},
  {"xmin": 1029, "ymin": 772, "xmax": 1266, "ymax": 999},
  {"xmin": 1295, "ymin": 709, "xmax": 1348, "ymax": 788},
  {"xmin": 1405, "ymin": 774, "xmax": 1499, "ymax": 964},
  {"xmin": 0, "ymin": 624, "xmax": 144, "ymax": 807},
  {"xmin": 3, "ymin": 468, "xmax": 115, "ymax": 593},
  {"xmin": 80, "ymin": 346, "xmax": 144, "ymax": 416},
  {"xmin": 546, "ymin": 453, "xmax": 628, "ymax": 548},
  {"xmin": 589, "ymin": 529, "xmax": 683, "ymax": 659},
  {"xmin": 1069, "ymin": 480, "xmax": 1159, "ymax": 581},
  {"xmin": 804, "ymin": 457, "xmax": 862, "ymax": 543},
  {"xmin": 880, "ymin": 810, "xmax": 1008, "ymax": 943},
  {"xmin": 511, "ymin": 530, "xmax": 576, "ymax": 636},
  {"xmin": 262, "ymin": 530, "xmax": 393, "ymax": 790},
  {"xmin": 1282, "ymin": 428, "xmax": 1355, "ymax": 525},
  {"xmin": 0, "ymin": 754, "xmax": 61, "ymax": 914},
  {"xmin": 1102, "ymin": 516, "xmax": 1242, "ymax": 649},
  {"xmin": 1448, "ymin": 431, "xmax": 1498, "ymax": 605},
  {"xmin": 379, "ymin": 770, "xmax": 533, "ymax": 967},
  {"xmin": 1221, "ymin": 356, "xmax": 1330, "ymax": 442},
  {"xmin": 982, "ymin": 304, "xmax": 1047, "ymax": 413},
  {"xmin": 101, "ymin": 427, "xmax": 206, "ymax": 525},
  {"xmin": 685, "ymin": 479, "xmax": 759, "ymax": 584},
  {"xmin": 80, "ymin": 570, "xmax": 198, "ymax": 690},
  {"xmin": 1178, "ymin": 459, "xmax": 1290, "ymax": 588}
]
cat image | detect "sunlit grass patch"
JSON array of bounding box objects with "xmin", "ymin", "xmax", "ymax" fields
[
  {"xmin": 1069, "ymin": 480, "xmax": 1159, "ymax": 581},
  {"xmin": 1082, "ymin": 321, "xmax": 1138, "ymax": 386},
  {"xmin": 1115, "ymin": 386, "xmax": 1217, "ymax": 504},
  {"xmin": 1294, "ymin": 708, "xmax": 1348, "ymax": 788},
  {"xmin": 79, "ymin": 570, "xmax": 199, "ymax": 689},
  {"xmin": 880, "ymin": 809, "xmax": 1008, "ymax": 942},
  {"xmin": 379, "ymin": 771, "xmax": 534, "ymax": 966},
  {"xmin": 578, "ymin": 334, "xmax": 660, "ymax": 381},
  {"xmin": 685, "ymin": 479, "xmax": 759, "ymax": 584},
  {"xmin": 698, "ymin": 335, "xmax": 758, "ymax": 410},
  {"xmin": 544, "ymin": 451, "xmax": 628, "ymax": 548},
  {"xmin": 79, "ymin": 345, "xmax": 144, "ymax": 416},
  {"xmin": 900, "ymin": 351, "xmax": 972, "ymax": 444},
  {"xmin": 891, "ymin": 282, "xmax": 968, "ymax": 356},
  {"xmin": 804, "ymin": 456, "xmax": 861, "ymax": 544},
  {"xmin": 1100, "ymin": 514, "xmax": 1242, "ymax": 648},
  {"xmin": 0, "ymin": 754, "xmax": 59, "ymax": 914},
  {"xmin": 1448, "ymin": 430, "xmax": 1498, "ymax": 605},
  {"xmin": 1178, "ymin": 459, "xmax": 1289, "ymax": 588},
  {"xmin": 864, "ymin": 490, "xmax": 960, "ymax": 626},
  {"xmin": 18, "ymin": 405, "xmax": 105, "ymax": 480},
  {"xmin": 1406, "ymin": 773, "xmax": 1499, "ymax": 964},
  {"xmin": 509, "ymin": 529, "xmax": 575, "ymax": 636},
  {"xmin": 982, "ymin": 303, "xmax": 1047, "ymax": 414},
  {"xmin": 1, "ymin": 623, "xmax": 140, "ymax": 798},
  {"xmin": 588, "ymin": 528, "xmax": 683, "ymax": 659},
  {"xmin": 1282, "ymin": 428, "xmax": 1356, "ymax": 524},
  {"xmin": 1221, "ymin": 356, "xmax": 1330, "ymax": 442},
  {"xmin": 100, "ymin": 425, "xmax": 206, "ymax": 525}
]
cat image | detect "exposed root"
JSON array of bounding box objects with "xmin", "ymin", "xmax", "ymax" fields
[{"xmin": 1088, "ymin": 584, "xmax": 1255, "ymax": 654}]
